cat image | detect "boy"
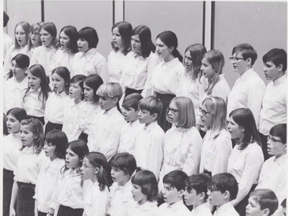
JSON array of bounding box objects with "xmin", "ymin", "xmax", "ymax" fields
[
  {"xmin": 246, "ymin": 189, "xmax": 278, "ymax": 216},
  {"xmin": 107, "ymin": 152, "xmax": 137, "ymax": 216},
  {"xmin": 256, "ymin": 124, "xmax": 286, "ymax": 205},
  {"xmin": 118, "ymin": 93, "xmax": 144, "ymax": 154},
  {"xmin": 184, "ymin": 173, "xmax": 212, "ymax": 216},
  {"xmin": 259, "ymin": 49, "xmax": 287, "ymax": 160},
  {"xmin": 157, "ymin": 170, "xmax": 190, "ymax": 216},
  {"xmin": 227, "ymin": 43, "xmax": 265, "ymax": 129},
  {"xmin": 87, "ymin": 82, "xmax": 125, "ymax": 160},
  {"xmin": 208, "ymin": 173, "xmax": 239, "ymax": 216},
  {"xmin": 134, "ymin": 96, "xmax": 164, "ymax": 179}
]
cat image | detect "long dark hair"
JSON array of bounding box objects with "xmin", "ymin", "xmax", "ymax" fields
[
  {"xmin": 132, "ymin": 25, "xmax": 155, "ymax": 58},
  {"xmin": 111, "ymin": 21, "xmax": 132, "ymax": 55}
]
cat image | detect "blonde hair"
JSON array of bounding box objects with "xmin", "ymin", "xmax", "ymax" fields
[{"xmin": 96, "ymin": 82, "xmax": 123, "ymax": 101}]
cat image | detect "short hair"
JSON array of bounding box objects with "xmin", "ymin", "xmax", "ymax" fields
[
  {"xmin": 40, "ymin": 22, "xmax": 57, "ymax": 46},
  {"xmin": 84, "ymin": 74, "xmax": 103, "ymax": 103},
  {"xmin": 263, "ymin": 48, "xmax": 287, "ymax": 72},
  {"xmin": 70, "ymin": 75, "xmax": 86, "ymax": 100},
  {"xmin": 96, "ymin": 82, "xmax": 123, "ymax": 101},
  {"xmin": 7, "ymin": 108, "xmax": 27, "ymax": 122},
  {"xmin": 131, "ymin": 170, "xmax": 158, "ymax": 202},
  {"xmin": 132, "ymin": 25, "xmax": 155, "ymax": 58},
  {"xmin": 111, "ymin": 21, "xmax": 132, "ymax": 55},
  {"xmin": 45, "ymin": 130, "xmax": 68, "ymax": 159},
  {"xmin": 11, "ymin": 54, "xmax": 30, "ymax": 69},
  {"xmin": 138, "ymin": 96, "xmax": 163, "ymax": 119},
  {"xmin": 51, "ymin": 66, "xmax": 71, "ymax": 94},
  {"xmin": 232, "ymin": 43, "xmax": 257, "ymax": 66},
  {"xmin": 68, "ymin": 139, "xmax": 89, "ymax": 161},
  {"xmin": 14, "ymin": 21, "xmax": 30, "ymax": 49},
  {"xmin": 4, "ymin": 11, "xmax": 9, "ymax": 27},
  {"xmin": 122, "ymin": 93, "xmax": 143, "ymax": 111},
  {"xmin": 163, "ymin": 170, "xmax": 188, "ymax": 191},
  {"xmin": 250, "ymin": 189, "xmax": 278, "ymax": 216},
  {"xmin": 209, "ymin": 173, "xmax": 238, "ymax": 200},
  {"xmin": 78, "ymin": 27, "xmax": 98, "ymax": 48},
  {"xmin": 270, "ymin": 124, "xmax": 287, "ymax": 144},
  {"xmin": 185, "ymin": 173, "xmax": 211, "ymax": 200},
  {"xmin": 109, "ymin": 152, "xmax": 137, "ymax": 176},
  {"xmin": 60, "ymin": 25, "xmax": 78, "ymax": 53}
]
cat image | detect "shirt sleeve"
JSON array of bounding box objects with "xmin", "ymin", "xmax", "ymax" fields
[
  {"xmin": 94, "ymin": 57, "xmax": 108, "ymax": 84},
  {"xmin": 212, "ymin": 85, "xmax": 230, "ymax": 103},
  {"xmin": 91, "ymin": 189, "xmax": 109, "ymax": 216},
  {"xmin": 3, "ymin": 47, "xmax": 13, "ymax": 81}
]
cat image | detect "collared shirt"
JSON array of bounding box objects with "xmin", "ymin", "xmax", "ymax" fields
[
  {"xmin": 256, "ymin": 154, "xmax": 286, "ymax": 203},
  {"xmin": 191, "ymin": 203, "xmax": 212, "ymax": 216},
  {"xmin": 87, "ymin": 107, "xmax": 126, "ymax": 160},
  {"xmin": 3, "ymin": 32, "xmax": 14, "ymax": 61},
  {"xmin": 83, "ymin": 180, "xmax": 109, "ymax": 216},
  {"xmin": 3, "ymin": 76, "xmax": 28, "ymax": 113},
  {"xmin": 50, "ymin": 48, "xmax": 75, "ymax": 72},
  {"xmin": 107, "ymin": 50, "xmax": 126, "ymax": 82},
  {"xmin": 79, "ymin": 102, "xmax": 101, "ymax": 135},
  {"xmin": 134, "ymin": 121, "xmax": 164, "ymax": 179},
  {"xmin": 3, "ymin": 133, "xmax": 22, "ymax": 171},
  {"xmin": 125, "ymin": 200, "xmax": 158, "ymax": 216},
  {"xmin": 227, "ymin": 68, "xmax": 266, "ymax": 128},
  {"xmin": 213, "ymin": 202, "xmax": 239, "ymax": 216},
  {"xmin": 156, "ymin": 200, "xmax": 191, "ymax": 216},
  {"xmin": 22, "ymin": 87, "xmax": 46, "ymax": 117},
  {"xmin": 199, "ymin": 129, "xmax": 232, "ymax": 176},
  {"xmin": 71, "ymin": 48, "xmax": 108, "ymax": 83},
  {"xmin": 227, "ymin": 142, "xmax": 264, "ymax": 206},
  {"xmin": 259, "ymin": 75, "xmax": 287, "ymax": 135}
]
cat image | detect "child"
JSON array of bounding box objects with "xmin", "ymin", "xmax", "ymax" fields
[
  {"xmin": 124, "ymin": 170, "xmax": 159, "ymax": 216},
  {"xmin": 246, "ymin": 189, "xmax": 278, "ymax": 216},
  {"xmin": 34, "ymin": 130, "xmax": 68, "ymax": 216},
  {"xmin": 27, "ymin": 22, "xmax": 43, "ymax": 56},
  {"xmin": 184, "ymin": 173, "xmax": 212, "ymax": 216},
  {"xmin": 107, "ymin": 152, "xmax": 137, "ymax": 216},
  {"xmin": 9, "ymin": 118, "xmax": 45, "ymax": 216},
  {"xmin": 45, "ymin": 66, "xmax": 70, "ymax": 134},
  {"xmin": 22, "ymin": 64, "xmax": 51, "ymax": 125},
  {"xmin": 48, "ymin": 140, "xmax": 89, "ymax": 216},
  {"xmin": 118, "ymin": 93, "xmax": 144, "ymax": 154},
  {"xmin": 62, "ymin": 75, "xmax": 86, "ymax": 141},
  {"xmin": 208, "ymin": 173, "xmax": 239, "ymax": 216},
  {"xmin": 80, "ymin": 152, "xmax": 109, "ymax": 216},
  {"xmin": 157, "ymin": 170, "xmax": 190, "ymax": 216},
  {"xmin": 3, "ymin": 108, "xmax": 27, "ymax": 216},
  {"xmin": 135, "ymin": 96, "xmax": 164, "ymax": 179},
  {"xmin": 87, "ymin": 82, "xmax": 125, "ymax": 161}
]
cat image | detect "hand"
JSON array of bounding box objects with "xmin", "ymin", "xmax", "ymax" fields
[
  {"xmin": 34, "ymin": 209, "xmax": 38, "ymax": 216},
  {"xmin": 9, "ymin": 208, "xmax": 16, "ymax": 216}
]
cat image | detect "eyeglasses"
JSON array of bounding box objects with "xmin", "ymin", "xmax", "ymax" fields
[
  {"xmin": 31, "ymin": 32, "xmax": 39, "ymax": 36},
  {"xmin": 229, "ymin": 57, "xmax": 245, "ymax": 62},
  {"xmin": 267, "ymin": 135, "xmax": 282, "ymax": 143},
  {"xmin": 199, "ymin": 107, "xmax": 211, "ymax": 116},
  {"xmin": 167, "ymin": 107, "xmax": 178, "ymax": 114}
]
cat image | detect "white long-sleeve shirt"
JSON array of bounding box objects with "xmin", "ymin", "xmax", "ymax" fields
[
  {"xmin": 107, "ymin": 50, "xmax": 126, "ymax": 83},
  {"xmin": 22, "ymin": 88, "xmax": 46, "ymax": 117},
  {"xmin": 3, "ymin": 32, "xmax": 14, "ymax": 61},
  {"xmin": 3, "ymin": 133, "xmax": 22, "ymax": 171},
  {"xmin": 124, "ymin": 200, "xmax": 158, "ymax": 216},
  {"xmin": 213, "ymin": 202, "xmax": 239, "ymax": 216},
  {"xmin": 50, "ymin": 49, "xmax": 75, "ymax": 73},
  {"xmin": 79, "ymin": 102, "xmax": 102, "ymax": 135},
  {"xmin": 156, "ymin": 200, "xmax": 190, "ymax": 216},
  {"xmin": 191, "ymin": 203, "xmax": 212, "ymax": 216}
]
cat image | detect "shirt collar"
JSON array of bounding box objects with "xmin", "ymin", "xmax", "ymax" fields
[
  {"xmin": 240, "ymin": 68, "xmax": 254, "ymax": 81},
  {"xmin": 55, "ymin": 91, "xmax": 67, "ymax": 97},
  {"xmin": 80, "ymin": 48, "xmax": 96, "ymax": 58},
  {"xmin": 133, "ymin": 201, "xmax": 157, "ymax": 211},
  {"xmin": 273, "ymin": 74, "xmax": 286, "ymax": 86},
  {"xmin": 215, "ymin": 201, "xmax": 234, "ymax": 214},
  {"xmin": 144, "ymin": 121, "xmax": 158, "ymax": 131},
  {"xmin": 22, "ymin": 146, "xmax": 35, "ymax": 154},
  {"xmin": 167, "ymin": 200, "xmax": 185, "ymax": 211},
  {"xmin": 193, "ymin": 202, "xmax": 210, "ymax": 213},
  {"xmin": 28, "ymin": 87, "xmax": 42, "ymax": 93},
  {"xmin": 274, "ymin": 154, "xmax": 286, "ymax": 165},
  {"xmin": 132, "ymin": 51, "xmax": 144, "ymax": 60},
  {"xmin": 163, "ymin": 58, "xmax": 179, "ymax": 68},
  {"xmin": 103, "ymin": 106, "xmax": 118, "ymax": 116}
]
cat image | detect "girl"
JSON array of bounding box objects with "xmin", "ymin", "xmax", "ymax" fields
[
  {"xmin": 120, "ymin": 25, "xmax": 160, "ymax": 97},
  {"xmin": 4, "ymin": 21, "xmax": 30, "ymax": 81},
  {"xmin": 50, "ymin": 25, "xmax": 78, "ymax": 72},
  {"xmin": 45, "ymin": 66, "xmax": 70, "ymax": 134},
  {"xmin": 9, "ymin": 118, "xmax": 45, "ymax": 216},
  {"xmin": 227, "ymin": 108, "xmax": 264, "ymax": 216},
  {"xmin": 30, "ymin": 22, "xmax": 58, "ymax": 78},
  {"xmin": 62, "ymin": 75, "xmax": 86, "ymax": 141},
  {"xmin": 149, "ymin": 30, "xmax": 185, "ymax": 132},
  {"xmin": 108, "ymin": 21, "xmax": 132, "ymax": 82},
  {"xmin": 124, "ymin": 170, "xmax": 159, "ymax": 216},
  {"xmin": 200, "ymin": 49, "xmax": 231, "ymax": 103},
  {"xmin": 81, "ymin": 152, "xmax": 109, "ymax": 216},
  {"xmin": 3, "ymin": 108, "xmax": 27, "ymax": 216},
  {"xmin": 27, "ymin": 22, "xmax": 44, "ymax": 56},
  {"xmin": 34, "ymin": 130, "xmax": 68, "ymax": 216},
  {"xmin": 48, "ymin": 140, "xmax": 89, "ymax": 216},
  {"xmin": 159, "ymin": 97, "xmax": 202, "ymax": 184},
  {"xmin": 71, "ymin": 27, "xmax": 107, "ymax": 83},
  {"xmin": 22, "ymin": 64, "xmax": 51, "ymax": 125},
  {"xmin": 3, "ymin": 54, "xmax": 29, "ymax": 113},
  {"xmin": 199, "ymin": 96, "xmax": 232, "ymax": 176}
]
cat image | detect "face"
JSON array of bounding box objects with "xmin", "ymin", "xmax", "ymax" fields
[
  {"xmin": 51, "ymin": 73, "xmax": 66, "ymax": 93},
  {"xmin": 65, "ymin": 147, "xmax": 81, "ymax": 169},
  {"xmin": 40, "ymin": 29, "xmax": 54, "ymax": 47},
  {"xmin": 155, "ymin": 38, "xmax": 172, "ymax": 60},
  {"xmin": 201, "ymin": 57, "xmax": 215, "ymax": 80},
  {"xmin": 199, "ymin": 106, "xmax": 213, "ymax": 127},
  {"xmin": 111, "ymin": 166, "xmax": 129, "ymax": 186},
  {"xmin": 69, "ymin": 82, "xmax": 83, "ymax": 100},
  {"xmin": 99, "ymin": 96, "xmax": 116, "ymax": 111},
  {"xmin": 27, "ymin": 71, "xmax": 41, "ymax": 90},
  {"xmin": 122, "ymin": 107, "xmax": 138, "ymax": 122},
  {"xmin": 132, "ymin": 184, "xmax": 147, "ymax": 205},
  {"xmin": 231, "ymin": 51, "xmax": 248, "ymax": 75},
  {"xmin": 263, "ymin": 61, "xmax": 282, "ymax": 81},
  {"xmin": 112, "ymin": 27, "xmax": 123, "ymax": 49},
  {"xmin": 131, "ymin": 35, "xmax": 142, "ymax": 54},
  {"xmin": 30, "ymin": 30, "xmax": 41, "ymax": 46},
  {"xmin": 207, "ymin": 188, "xmax": 225, "ymax": 207},
  {"xmin": 137, "ymin": 109, "xmax": 155, "ymax": 126},
  {"xmin": 6, "ymin": 114, "xmax": 21, "ymax": 134},
  {"xmin": 184, "ymin": 188, "xmax": 202, "ymax": 206},
  {"xmin": 77, "ymin": 38, "xmax": 89, "ymax": 52},
  {"xmin": 83, "ymin": 82, "xmax": 94, "ymax": 102},
  {"xmin": 59, "ymin": 31, "xmax": 70, "ymax": 50},
  {"xmin": 20, "ymin": 125, "xmax": 35, "ymax": 147},
  {"xmin": 183, "ymin": 51, "xmax": 193, "ymax": 71},
  {"xmin": 267, "ymin": 135, "xmax": 286, "ymax": 156},
  {"xmin": 162, "ymin": 183, "xmax": 182, "ymax": 205},
  {"xmin": 11, "ymin": 60, "xmax": 26, "ymax": 79},
  {"xmin": 227, "ymin": 117, "xmax": 244, "ymax": 140},
  {"xmin": 167, "ymin": 101, "xmax": 179, "ymax": 125},
  {"xmin": 246, "ymin": 197, "xmax": 266, "ymax": 216},
  {"xmin": 15, "ymin": 25, "xmax": 27, "ymax": 47},
  {"xmin": 80, "ymin": 157, "xmax": 97, "ymax": 181},
  {"xmin": 43, "ymin": 141, "xmax": 56, "ymax": 159}
]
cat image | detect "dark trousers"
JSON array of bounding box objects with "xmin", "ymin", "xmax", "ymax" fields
[
  {"xmin": 16, "ymin": 182, "xmax": 35, "ymax": 216},
  {"xmin": 27, "ymin": 115, "xmax": 45, "ymax": 125},
  {"xmin": 259, "ymin": 132, "xmax": 271, "ymax": 161},
  {"xmin": 57, "ymin": 205, "xmax": 84, "ymax": 216},
  {"xmin": 45, "ymin": 121, "xmax": 63, "ymax": 136},
  {"xmin": 124, "ymin": 87, "xmax": 143, "ymax": 97},
  {"xmin": 3, "ymin": 169, "xmax": 14, "ymax": 216},
  {"xmin": 235, "ymin": 184, "xmax": 257, "ymax": 216},
  {"xmin": 38, "ymin": 211, "xmax": 47, "ymax": 216}
]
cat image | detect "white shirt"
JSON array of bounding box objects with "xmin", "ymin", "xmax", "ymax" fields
[
  {"xmin": 118, "ymin": 120, "xmax": 144, "ymax": 155},
  {"xmin": 227, "ymin": 69, "xmax": 266, "ymax": 128},
  {"xmin": 199, "ymin": 129, "xmax": 232, "ymax": 176},
  {"xmin": 50, "ymin": 49, "xmax": 75, "ymax": 73},
  {"xmin": 71, "ymin": 48, "xmax": 108, "ymax": 83},
  {"xmin": 22, "ymin": 88, "xmax": 46, "ymax": 117},
  {"xmin": 227, "ymin": 142, "xmax": 264, "ymax": 206},
  {"xmin": 3, "ymin": 76, "xmax": 28, "ymax": 113},
  {"xmin": 125, "ymin": 200, "xmax": 158, "ymax": 216},
  {"xmin": 83, "ymin": 180, "xmax": 109, "ymax": 216},
  {"xmin": 259, "ymin": 75, "xmax": 287, "ymax": 135},
  {"xmin": 79, "ymin": 102, "xmax": 102, "ymax": 135},
  {"xmin": 34, "ymin": 157, "xmax": 64, "ymax": 213},
  {"xmin": 62, "ymin": 99, "xmax": 85, "ymax": 142},
  {"xmin": 134, "ymin": 121, "xmax": 164, "ymax": 179},
  {"xmin": 3, "ymin": 133, "xmax": 22, "ymax": 171},
  {"xmin": 156, "ymin": 200, "xmax": 190, "ymax": 216},
  {"xmin": 3, "ymin": 32, "xmax": 14, "ymax": 61},
  {"xmin": 45, "ymin": 91, "xmax": 70, "ymax": 124},
  {"xmin": 256, "ymin": 154, "xmax": 286, "ymax": 203},
  {"xmin": 107, "ymin": 50, "xmax": 126, "ymax": 82},
  {"xmin": 191, "ymin": 203, "xmax": 212, "ymax": 216},
  {"xmin": 213, "ymin": 202, "xmax": 239, "ymax": 216},
  {"xmin": 87, "ymin": 107, "xmax": 126, "ymax": 160}
]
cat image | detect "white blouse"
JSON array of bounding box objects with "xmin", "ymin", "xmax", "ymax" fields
[
  {"xmin": 50, "ymin": 49, "xmax": 75, "ymax": 73},
  {"xmin": 79, "ymin": 102, "xmax": 102, "ymax": 135},
  {"xmin": 22, "ymin": 88, "xmax": 46, "ymax": 117},
  {"xmin": 3, "ymin": 133, "xmax": 22, "ymax": 171},
  {"xmin": 107, "ymin": 50, "xmax": 126, "ymax": 82},
  {"xmin": 157, "ymin": 200, "xmax": 191, "ymax": 216},
  {"xmin": 125, "ymin": 200, "xmax": 158, "ymax": 216},
  {"xmin": 3, "ymin": 32, "xmax": 14, "ymax": 61}
]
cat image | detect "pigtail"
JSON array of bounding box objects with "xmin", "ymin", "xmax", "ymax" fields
[
  {"xmin": 97, "ymin": 165, "xmax": 108, "ymax": 191},
  {"xmin": 172, "ymin": 49, "xmax": 183, "ymax": 62}
]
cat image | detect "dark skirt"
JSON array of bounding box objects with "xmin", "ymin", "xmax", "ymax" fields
[
  {"xmin": 235, "ymin": 184, "xmax": 257, "ymax": 216},
  {"xmin": 3, "ymin": 169, "xmax": 14, "ymax": 216},
  {"xmin": 57, "ymin": 205, "xmax": 84, "ymax": 216},
  {"xmin": 125, "ymin": 87, "xmax": 143, "ymax": 97},
  {"xmin": 16, "ymin": 182, "xmax": 35, "ymax": 216},
  {"xmin": 155, "ymin": 92, "xmax": 175, "ymax": 132},
  {"xmin": 38, "ymin": 211, "xmax": 47, "ymax": 216},
  {"xmin": 45, "ymin": 121, "xmax": 63, "ymax": 136},
  {"xmin": 27, "ymin": 115, "xmax": 45, "ymax": 126}
]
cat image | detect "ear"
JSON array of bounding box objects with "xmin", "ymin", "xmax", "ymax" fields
[
  {"xmin": 169, "ymin": 46, "xmax": 175, "ymax": 53},
  {"xmin": 262, "ymin": 208, "xmax": 270, "ymax": 216},
  {"xmin": 223, "ymin": 190, "xmax": 230, "ymax": 200},
  {"xmin": 178, "ymin": 189, "xmax": 185, "ymax": 197},
  {"xmin": 246, "ymin": 57, "xmax": 252, "ymax": 66},
  {"xmin": 94, "ymin": 167, "xmax": 100, "ymax": 174},
  {"xmin": 277, "ymin": 63, "xmax": 283, "ymax": 72},
  {"xmin": 240, "ymin": 125, "xmax": 245, "ymax": 133},
  {"xmin": 151, "ymin": 113, "xmax": 158, "ymax": 121},
  {"xmin": 199, "ymin": 191, "xmax": 206, "ymax": 201},
  {"xmin": 112, "ymin": 96, "xmax": 119, "ymax": 104}
]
